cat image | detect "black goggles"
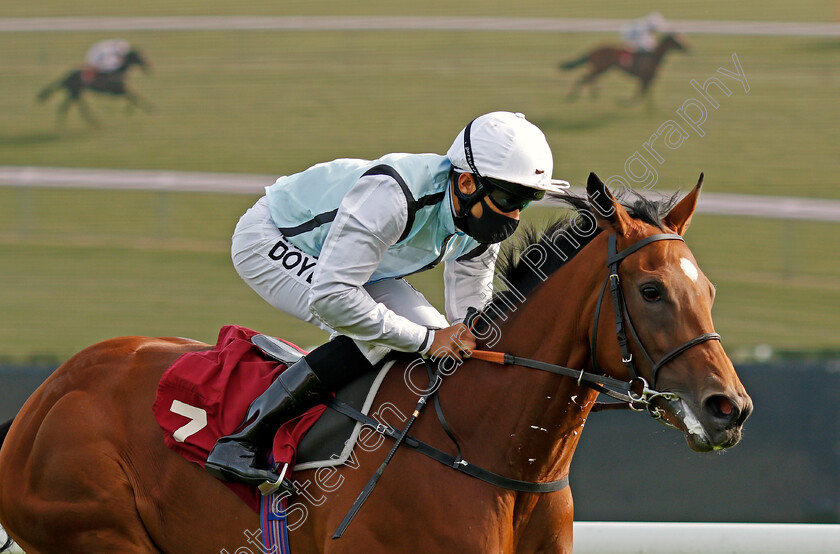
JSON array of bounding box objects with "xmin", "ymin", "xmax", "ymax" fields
[
  {"xmin": 480, "ymin": 176, "xmax": 545, "ymax": 213},
  {"xmin": 460, "ymin": 118, "xmax": 545, "ymax": 213}
]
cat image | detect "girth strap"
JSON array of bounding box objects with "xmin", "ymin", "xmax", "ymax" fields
[{"xmin": 326, "ymin": 398, "xmax": 569, "ymax": 494}]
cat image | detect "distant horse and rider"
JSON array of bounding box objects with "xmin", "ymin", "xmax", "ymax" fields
[
  {"xmin": 561, "ymin": 16, "xmax": 690, "ymax": 103},
  {"xmin": 37, "ymin": 39, "xmax": 153, "ymax": 125}
]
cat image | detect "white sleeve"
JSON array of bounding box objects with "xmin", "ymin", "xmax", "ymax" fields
[
  {"xmin": 308, "ymin": 174, "xmax": 432, "ymax": 353},
  {"xmin": 443, "ymin": 243, "xmax": 499, "ymax": 324}
]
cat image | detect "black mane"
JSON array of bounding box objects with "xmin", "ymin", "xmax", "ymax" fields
[{"xmin": 484, "ymin": 190, "xmax": 678, "ymax": 317}]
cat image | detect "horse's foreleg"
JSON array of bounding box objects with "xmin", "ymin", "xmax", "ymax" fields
[
  {"xmin": 125, "ymin": 90, "xmax": 154, "ymax": 114},
  {"xmin": 640, "ymin": 77, "xmax": 655, "ymax": 97},
  {"xmin": 56, "ymin": 95, "xmax": 74, "ymax": 124},
  {"xmin": 621, "ymin": 78, "xmax": 654, "ymax": 107},
  {"xmin": 514, "ymin": 489, "xmax": 574, "ymax": 554},
  {"xmin": 642, "ymin": 79, "xmax": 657, "ymax": 111},
  {"xmin": 76, "ymin": 97, "xmax": 100, "ymax": 127}
]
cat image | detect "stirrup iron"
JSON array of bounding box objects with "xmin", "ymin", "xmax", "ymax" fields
[{"xmin": 257, "ymin": 462, "xmax": 289, "ymax": 496}]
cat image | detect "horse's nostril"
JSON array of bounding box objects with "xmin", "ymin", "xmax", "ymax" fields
[
  {"xmin": 705, "ymin": 395, "xmax": 739, "ymax": 425},
  {"xmin": 715, "ymin": 396, "xmax": 733, "ymax": 416}
]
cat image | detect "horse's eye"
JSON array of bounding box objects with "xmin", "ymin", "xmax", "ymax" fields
[{"xmin": 641, "ymin": 285, "xmax": 661, "ymax": 302}]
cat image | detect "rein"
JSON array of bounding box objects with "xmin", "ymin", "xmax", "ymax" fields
[
  {"xmin": 326, "ymin": 395, "xmax": 569, "ymax": 495},
  {"xmin": 469, "ymin": 350, "xmax": 644, "ymax": 406}
]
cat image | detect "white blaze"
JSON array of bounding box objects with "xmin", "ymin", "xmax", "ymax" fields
[{"xmin": 680, "ymin": 257, "xmax": 699, "ymax": 282}]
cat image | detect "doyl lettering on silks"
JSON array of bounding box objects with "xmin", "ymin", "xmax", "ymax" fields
[{"xmin": 268, "ymin": 236, "xmax": 318, "ymax": 285}]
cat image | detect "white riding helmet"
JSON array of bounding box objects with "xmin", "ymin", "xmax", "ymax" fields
[{"xmin": 447, "ymin": 111, "xmax": 569, "ymax": 194}]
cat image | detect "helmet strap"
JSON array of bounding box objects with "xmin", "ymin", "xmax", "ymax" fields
[
  {"xmin": 453, "ymin": 119, "xmax": 488, "ymax": 219},
  {"xmin": 452, "ymin": 170, "xmax": 486, "ymax": 219}
]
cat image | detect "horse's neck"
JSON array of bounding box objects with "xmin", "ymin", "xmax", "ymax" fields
[
  {"xmin": 117, "ymin": 56, "xmax": 137, "ymax": 73},
  {"xmin": 654, "ymin": 39, "xmax": 673, "ymax": 58},
  {"xmin": 451, "ymin": 244, "xmax": 604, "ymax": 483}
]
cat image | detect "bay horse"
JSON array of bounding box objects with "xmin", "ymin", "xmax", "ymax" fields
[
  {"xmin": 36, "ymin": 49, "xmax": 152, "ymax": 125},
  {"xmin": 0, "ymin": 174, "xmax": 751, "ymax": 553},
  {"xmin": 560, "ymin": 33, "xmax": 689, "ymax": 102}
]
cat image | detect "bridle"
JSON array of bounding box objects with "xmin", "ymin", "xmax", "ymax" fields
[
  {"xmin": 332, "ymin": 231, "xmax": 723, "ymax": 535},
  {"xmin": 472, "ymin": 231, "xmax": 721, "ymax": 422},
  {"xmin": 590, "ymin": 232, "xmax": 720, "ymax": 417}
]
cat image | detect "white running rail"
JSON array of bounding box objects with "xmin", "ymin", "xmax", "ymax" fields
[{"xmin": 573, "ymin": 522, "xmax": 840, "ymax": 553}]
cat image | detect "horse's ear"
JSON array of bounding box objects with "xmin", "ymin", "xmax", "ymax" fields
[
  {"xmin": 587, "ymin": 172, "xmax": 632, "ymax": 236},
  {"xmin": 664, "ymin": 173, "xmax": 703, "ymax": 236}
]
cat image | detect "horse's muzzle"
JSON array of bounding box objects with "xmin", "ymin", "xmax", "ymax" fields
[{"xmin": 661, "ymin": 392, "xmax": 752, "ymax": 453}]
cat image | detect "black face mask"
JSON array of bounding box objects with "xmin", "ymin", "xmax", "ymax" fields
[
  {"xmin": 451, "ymin": 118, "xmax": 524, "ymax": 244},
  {"xmin": 453, "ymin": 195, "xmax": 520, "ymax": 244}
]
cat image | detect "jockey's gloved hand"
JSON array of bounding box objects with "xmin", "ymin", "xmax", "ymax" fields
[{"xmin": 425, "ymin": 323, "xmax": 477, "ymax": 361}]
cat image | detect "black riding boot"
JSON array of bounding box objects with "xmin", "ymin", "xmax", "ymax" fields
[
  {"xmin": 205, "ymin": 336, "xmax": 373, "ymax": 489},
  {"xmin": 204, "ymin": 356, "xmax": 324, "ymax": 488}
]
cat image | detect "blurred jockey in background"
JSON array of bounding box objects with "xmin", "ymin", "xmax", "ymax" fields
[
  {"xmin": 621, "ymin": 12, "xmax": 667, "ymax": 53},
  {"xmin": 81, "ymin": 39, "xmax": 131, "ymax": 83}
]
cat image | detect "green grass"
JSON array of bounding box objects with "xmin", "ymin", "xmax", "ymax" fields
[
  {"xmin": 685, "ymin": 216, "xmax": 840, "ymax": 355},
  {"xmin": 0, "ymin": 5, "xmax": 838, "ymax": 361}
]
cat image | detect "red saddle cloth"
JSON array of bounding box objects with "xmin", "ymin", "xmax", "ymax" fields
[{"xmin": 153, "ymin": 324, "xmax": 326, "ymax": 512}]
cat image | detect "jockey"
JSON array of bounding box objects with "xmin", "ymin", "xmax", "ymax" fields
[
  {"xmin": 81, "ymin": 39, "xmax": 131, "ymax": 83},
  {"xmin": 620, "ymin": 12, "xmax": 666, "ymax": 53},
  {"xmin": 205, "ymin": 111, "xmax": 569, "ymax": 488}
]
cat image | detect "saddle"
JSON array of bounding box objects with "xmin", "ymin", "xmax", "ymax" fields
[
  {"xmin": 250, "ymin": 334, "xmax": 304, "ymax": 365},
  {"xmin": 81, "ymin": 66, "xmax": 99, "ymax": 85},
  {"xmin": 249, "ymin": 333, "xmax": 393, "ymax": 469},
  {"xmin": 153, "ymin": 325, "xmax": 394, "ymax": 511}
]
